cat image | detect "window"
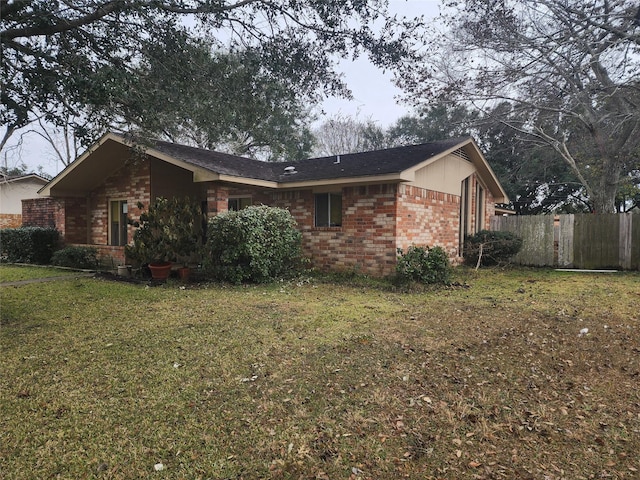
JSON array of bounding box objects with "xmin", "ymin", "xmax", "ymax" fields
[
  {"xmin": 315, "ymin": 192, "xmax": 342, "ymax": 227},
  {"xmin": 228, "ymin": 197, "xmax": 252, "ymax": 211},
  {"xmin": 109, "ymin": 200, "xmax": 128, "ymax": 246},
  {"xmin": 475, "ymin": 183, "xmax": 485, "ymax": 232},
  {"xmin": 459, "ymin": 177, "xmax": 471, "ymax": 252}
]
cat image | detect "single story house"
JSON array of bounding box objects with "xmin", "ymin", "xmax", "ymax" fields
[
  {"xmin": 1, "ymin": 173, "xmax": 49, "ymax": 228},
  {"xmin": 25, "ymin": 132, "xmax": 508, "ymax": 276}
]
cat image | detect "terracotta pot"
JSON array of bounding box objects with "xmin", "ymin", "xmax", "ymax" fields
[
  {"xmin": 178, "ymin": 267, "xmax": 190, "ymax": 282},
  {"xmin": 148, "ymin": 262, "xmax": 172, "ymax": 280}
]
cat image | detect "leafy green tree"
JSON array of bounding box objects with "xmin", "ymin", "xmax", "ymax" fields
[
  {"xmin": 1, "ymin": 0, "xmax": 422, "ymax": 160},
  {"xmin": 476, "ymin": 103, "xmax": 589, "ymax": 214},
  {"xmin": 386, "ymin": 103, "xmax": 477, "ymax": 146},
  {"xmin": 126, "ymin": 33, "xmax": 315, "ymax": 161},
  {"xmin": 384, "ymin": 101, "xmax": 590, "ymax": 213},
  {"xmin": 399, "ymin": 0, "xmax": 640, "ymax": 212}
]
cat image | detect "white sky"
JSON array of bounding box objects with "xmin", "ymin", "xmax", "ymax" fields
[
  {"xmin": 320, "ymin": 0, "xmax": 439, "ymax": 126},
  {"xmin": 6, "ymin": 0, "xmax": 440, "ymax": 176}
]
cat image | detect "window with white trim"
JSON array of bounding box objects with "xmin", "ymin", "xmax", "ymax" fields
[
  {"xmin": 315, "ymin": 192, "xmax": 342, "ymax": 227},
  {"xmin": 109, "ymin": 200, "xmax": 128, "ymax": 246}
]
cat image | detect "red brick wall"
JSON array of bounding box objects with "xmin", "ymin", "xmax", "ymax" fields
[
  {"xmin": 22, "ymin": 197, "xmax": 65, "ymax": 231},
  {"xmin": 396, "ymin": 184, "xmax": 461, "ymax": 258},
  {"xmin": 206, "ymin": 184, "xmax": 230, "ymax": 217},
  {"xmin": 224, "ymin": 184, "xmax": 399, "ymax": 276},
  {"xmin": 89, "ymin": 159, "xmax": 151, "ymax": 245},
  {"xmin": 217, "ymin": 182, "xmax": 490, "ymax": 276},
  {"xmin": 64, "ymin": 197, "xmax": 88, "ymax": 243}
]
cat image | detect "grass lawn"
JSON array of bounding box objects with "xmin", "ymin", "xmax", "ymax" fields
[
  {"xmin": 0, "ymin": 264, "xmax": 82, "ymax": 283},
  {"xmin": 1, "ymin": 266, "xmax": 639, "ymax": 479}
]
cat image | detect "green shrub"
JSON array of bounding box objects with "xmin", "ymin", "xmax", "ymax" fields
[
  {"xmin": 396, "ymin": 245, "xmax": 452, "ymax": 285},
  {"xmin": 0, "ymin": 227, "xmax": 60, "ymax": 264},
  {"xmin": 51, "ymin": 246, "xmax": 99, "ymax": 269},
  {"xmin": 203, "ymin": 205, "xmax": 303, "ymax": 283},
  {"xmin": 125, "ymin": 197, "xmax": 203, "ymax": 266},
  {"xmin": 464, "ymin": 229, "xmax": 523, "ymax": 267}
]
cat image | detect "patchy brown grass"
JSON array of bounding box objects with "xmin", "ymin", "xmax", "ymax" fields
[{"xmin": 1, "ymin": 266, "xmax": 639, "ymax": 479}]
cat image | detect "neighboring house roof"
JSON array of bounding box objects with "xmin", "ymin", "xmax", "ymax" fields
[
  {"xmin": 39, "ymin": 132, "xmax": 508, "ymax": 202},
  {"xmin": 1, "ymin": 173, "xmax": 49, "ymax": 185},
  {"xmin": 1, "ymin": 173, "xmax": 50, "ymax": 215}
]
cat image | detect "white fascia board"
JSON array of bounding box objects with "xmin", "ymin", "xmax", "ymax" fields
[
  {"xmin": 217, "ymin": 174, "xmax": 279, "ymax": 188},
  {"xmin": 276, "ymin": 172, "xmax": 412, "ymax": 189}
]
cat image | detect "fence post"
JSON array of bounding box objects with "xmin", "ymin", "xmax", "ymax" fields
[
  {"xmin": 619, "ymin": 213, "xmax": 632, "ymax": 270},
  {"xmin": 557, "ymin": 214, "xmax": 574, "ymax": 268}
]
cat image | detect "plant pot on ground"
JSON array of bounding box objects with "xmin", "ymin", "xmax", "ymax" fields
[
  {"xmin": 125, "ymin": 197, "xmax": 203, "ymax": 280},
  {"xmin": 148, "ymin": 262, "xmax": 173, "ymax": 280}
]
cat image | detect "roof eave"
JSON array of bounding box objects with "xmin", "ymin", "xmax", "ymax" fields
[
  {"xmin": 38, "ymin": 132, "xmax": 125, "ymax": 196},
  {"xmin": 457, "ymin": 138, "xmax": 509, "ymax": 203},
  {"xmin": 274, "ymin": 172, "xmax": 412, "ymax": 189}
]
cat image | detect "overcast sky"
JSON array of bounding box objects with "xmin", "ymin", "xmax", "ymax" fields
[
  {"xmin": 8, "ymin": 0, "xmax": 440, "ymax": 176},
  {"xmin": 320, "ymin": 0, "xmax": 439, "ymax": 126}
]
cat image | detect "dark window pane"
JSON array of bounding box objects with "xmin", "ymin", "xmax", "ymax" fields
[{"xmin": 315, "ymin": 193, "xmax": 329, "ymax": 227}]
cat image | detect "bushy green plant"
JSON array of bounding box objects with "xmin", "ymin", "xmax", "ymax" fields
[
  {"xmin": 464, "ymin": 229, "xmax": 523, "ymax": 267},
  {"xmin": 125, "ymin": 197, "xmax": 203, "ymax": 266},
  {"xmin": 0, "ymin": 227, "xmax": 60, "ymax": 264},
  {"xmin": 203, "ymin": 205, "xmax": 303, "ymax": 283},
  {"xmin": 51, "ymin": 246, "xmax": 99, "ymax": 269},
  {"xmin": 396, "ymin": 245, "xmax": 451, "ymax": 285}
]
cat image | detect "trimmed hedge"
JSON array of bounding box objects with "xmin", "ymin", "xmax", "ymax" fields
[
  {"xmin": 0, "ymin": 227, "xmax": 61, "ymax": 264},
  {"xmin": 203, "ymin": 205, "xmax": 303, "ymax": 283},
  {"xmin": 51, "ymin": 246, "xmax": 99, "ymax": 269},
  {"xmin": 396, "ymin": 245, "xmax": 452, "ymax": 285},
  {"xmin": 464, "ymin": 229, "xmax": 523, "ymax": 267}
]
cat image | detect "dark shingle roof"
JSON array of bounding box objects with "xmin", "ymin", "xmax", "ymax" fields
[{"xmin": 151, "ymin": 137, "xmax": 471, "ymax": 183}]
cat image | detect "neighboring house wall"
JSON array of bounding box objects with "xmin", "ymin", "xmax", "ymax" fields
[
  {"xmin": 1, "ymin": 179, "xmax": 45, "ymax": 214},
  {"xmin": 0, "ymin": 214, "xmax": 22, "ymax": 229},
  {"xmin": 1, "ymin": 177, "xmax": 48, "ymax": 228}
]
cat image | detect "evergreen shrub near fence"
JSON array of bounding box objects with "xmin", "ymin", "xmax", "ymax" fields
[
  {"xmin": 464, "ymin": 230, "xmax": 523, "ymax": 267},
  {"xmin": 0, "ymin": 227, "xmax": 61, "ymax": 264},
  {"xmin": 396, "ymin": 245, "xmax": 452, "ymax": 285}
]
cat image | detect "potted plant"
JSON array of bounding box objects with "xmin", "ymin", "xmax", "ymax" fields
[{"xmin": 125, "ymin": 197, "xmax": 203, "ymax": 280}]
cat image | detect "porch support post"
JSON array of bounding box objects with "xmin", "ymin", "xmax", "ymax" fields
[{"xmin": 206, "ymin": 184, "xmax": 229, "ymax": 218}]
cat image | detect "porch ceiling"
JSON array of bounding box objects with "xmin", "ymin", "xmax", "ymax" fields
[{"xmin": 44, "ymin": 139, "xmax": 131, "ymax": 196}]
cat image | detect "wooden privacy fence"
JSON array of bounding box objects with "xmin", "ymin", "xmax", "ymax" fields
[{"xmin": 490, "ymin": 213, "xmax": 640, "ymax": 270}]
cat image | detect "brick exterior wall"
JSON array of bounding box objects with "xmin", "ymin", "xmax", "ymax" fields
[
  {"xmin": 197, "ymin": 179, "xmax": 494, "ymax": 277},
  {"xmin": 0, "ymin": 214, "xmax": 22, "ymax": 229},
  {"xmin": 89, "ymin": 159, "xmax": 151, "ymax": 247},
  {"xmin": 22, "ymin": 158, "xmax": 495, "ymax": 276},
  {"xmin": 22, "ymin": 197, "xmax": 64, "ymax": 230}
]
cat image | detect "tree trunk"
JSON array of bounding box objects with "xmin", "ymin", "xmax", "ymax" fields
[{"xmin": 590, "ymin": 159, "xmax": 622, "ymax": 213}]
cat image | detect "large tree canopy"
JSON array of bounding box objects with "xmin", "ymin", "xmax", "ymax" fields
[
  {"xmin": 1, "ymin": 0, "xmax": 422, "ymax": 160},
  {"xmin": 399, "ymin": 0, "xmax": 640, "ymax": 213}
]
